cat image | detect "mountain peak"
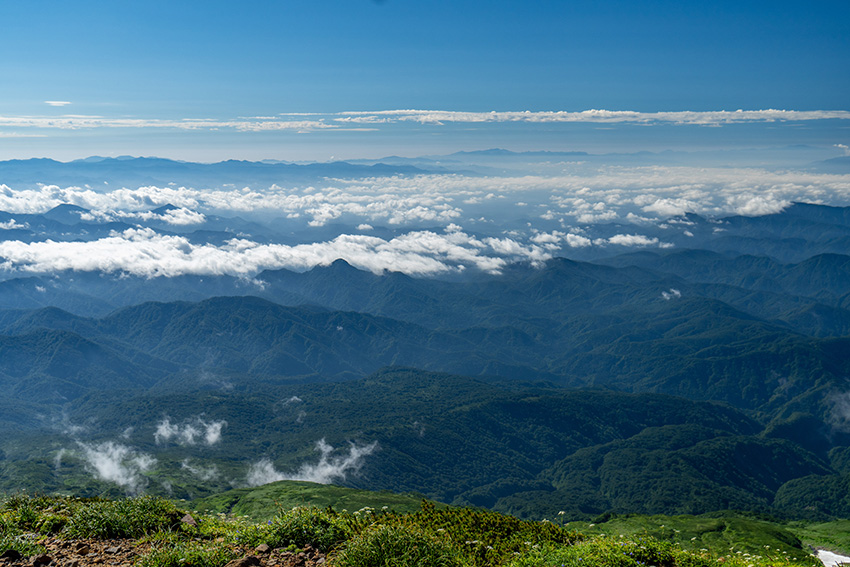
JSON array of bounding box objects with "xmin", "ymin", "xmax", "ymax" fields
[
  {"xmin": 42, "ymin": 204, "xmax": 91, "ymax": 224},
  {"xmin": 310, "ymin": 259, "xmax": 363, "ymax": 275},
  {"xmin": 151, "ymin": 204, "xmax": 180, "ymax": 214}
]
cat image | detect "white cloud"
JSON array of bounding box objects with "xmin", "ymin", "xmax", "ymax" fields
[
  {"xmin": 0, "ymin": 164, "xmax": 846, "ymax": 230},
  {"xmin": 130, "ymin": 207, "xmax": 207, "ymax": 226},
  {"xmin": 828, "ymin": 391, "xmax": 850, "ymax": 432},
  {"xmin": 245, "ymin": 460, "xmax": 287, "ymax": 487},
  {"xmin": 0, "ymin": 219, "xmax": 27, "ymax": 230},
  {"xmin": 181, "ymin": 459, "xmax": 220, "ymax": 481},
  {"xmin": 725, "ymin": 194, "xmax": 790, "ymax": 216},
  {"xmin": 0, "ymin": 226, "xmax": 550, "ymax": 277},
  {"xmin": 0, "ymin": 132, "xmax": 47, "ymax": 138},
  {"xmin": 54, "ymin": 448, "xmax": 69, "ymax": 470},
  {"xmin": 0, "ymin": 115, "xmax": 334, "ymax": 132},
  {"xmin": 0, "ymin": 164, "xmax": 847, "ymax": 278},
  {"xmin": 530, "ymin": 231, "xmax": 564, "ymax": 246},
  {"xmin": 606, "ymin": 234, "xmax": 668, "ymax": 247},
  {"xmin": 154, "ymin": 417, "xmax": 227, "ymax": 446},
  {"xmin": 564, "ymin": 233, "xmax": 592, "ymax": 248},
  {"xmin": 77, "ymin": 441, "xmax": 156, "ymax": 495},
  {"xmin": 204, "ymin": 421, "xmax": 226, "ymax": 445},
  {"xmin": 641, "ymin": 198, "xmax": 698, "ymax": 217},
  {"xmin": 44, "ymin": 101, "xmax": 71, "ymax": 107},
  {"xmin": 661, "ymin": 288, "xmax": 682, "ymax": 300},
  {"xmin": 0, "ymin": 182, "xmax": 461, "ymax": 227},
  {"xmin": 576, "ymin": 210, "xmax": 618, "ymax": 223},
  {"xmin": 245, "ymin": 439, "xmax": 378, "ymax": 486}
]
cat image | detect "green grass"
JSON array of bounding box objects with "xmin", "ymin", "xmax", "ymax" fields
[
  {"xmin": 0, "ymin": 531, "xmax": 44, "ymax": 558},
  {"xmin": 563, "ymin": 513, "xmax": 820, "ymax": 566},
  {"xmin": 64, "ymin": 495, "xmax": 183, "ymax": 539},
  {"xmin": 365, "ymin": 501, "xmax": 582, "ymax": 567},
  {"xmin": 504, "ymin": 536, "xmax": 808, "ymax": 567},
  {"xmin": 0, "ymin": 493, "xmax": 831, "ymax": 567},
  {"xmin": 190, "ymin": 479, "xmax": 433, "ymax": 520},
  {"xmin": 334, "ymin": 524, "xmax": 467, "ymax": 567},
  {"xmin": 787, "ymin": 518, "xmax": 850, "ymax": 555},
  {"xmin": 138, "ymin": 541, "xmax": 236, "ymax": 567}
]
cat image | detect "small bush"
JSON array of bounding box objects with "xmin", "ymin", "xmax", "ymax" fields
[
  {"xmin": 2, "ymin": 496, "xmax": 40, "ymax": 531},
  {"xmin": 36, "ymin": 513, "xmax": 68, "ymax": 534},
  {"xmin": 366, "ymin": 502, "xmax": 582, "ymax": 566},
  {"xmin": 333, "ymin": 524, "xmax": 467, "ymax": 567},
  {"xmin": 241, "ymin": 507, "xmax": 352, "ymax": 552}
]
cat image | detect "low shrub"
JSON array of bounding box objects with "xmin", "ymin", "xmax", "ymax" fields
[
  {"xmin": 240, "ymin": 507, "xmax": 352, "ymax": 552},
  {"xmin": 367, "ymin": 501, "xmax": 582, "ymax": 566},
  {"xmin": 333, "ymin": 524, "xmax": 467, "ymax": 567}
]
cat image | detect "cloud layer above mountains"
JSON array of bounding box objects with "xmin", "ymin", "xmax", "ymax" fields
[
  {"xmin": 1, "ymin": 165, "xmax": 847, "ymax": 224},
  {"xmin": 0, "ymin": 161, "xmax": 848, "ymax": 278},
  {"xmin": 0, "ymin": 227, "xmax": 549, "ymax": 277}
]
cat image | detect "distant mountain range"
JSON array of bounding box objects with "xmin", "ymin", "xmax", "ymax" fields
[
  {"xmin": 0, "ymin": 157, "xmax": 432, "ymax": 188},
  {"xmin": 1, "ymin": 147, "xmax": 843, "ymax": 190}
]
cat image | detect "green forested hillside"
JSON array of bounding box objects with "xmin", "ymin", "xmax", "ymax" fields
[
  {"xmin": 1, "ymin": 285, "xmax": 848, "ymax": 430},
  {"xmin": 1, "ymin": 368, "xmax": 845, "ymax": 520}
]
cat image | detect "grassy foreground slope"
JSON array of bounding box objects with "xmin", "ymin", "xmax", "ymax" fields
[
  {"xmin": 189, "ymin": 480, "xmax": 848, "ymax": 561},
  {"xmin": 565, "ymin": 513, "xmax": 827, "ymax": 563},
  {"xmin": 788, "ymin": 519, "xmax": 850, "ymax": 558},
  {"xmin": 0, "ymin": 492, "xmax": 828, "ymax": 567}
]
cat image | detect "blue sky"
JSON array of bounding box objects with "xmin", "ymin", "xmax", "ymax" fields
[{"xmin": 1, "ymin": 0, "xmax": 848, "ymax": 160}]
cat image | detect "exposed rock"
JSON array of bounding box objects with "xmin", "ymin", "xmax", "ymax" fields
[
  {"xmin": 0, "ymin": 550, "xmax": 21, "ymax": 561},
  {"xmin": 224, "ymin": 557, "xmax": 261, "ymax": 567},
  {"xmin": 10, "ymin": 535, "xmax": 328, "ymax": 567}
]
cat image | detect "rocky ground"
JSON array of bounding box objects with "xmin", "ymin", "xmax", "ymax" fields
[{"xmin": 0, "ymin": 538, "xmax": 329, "ymax": 567}]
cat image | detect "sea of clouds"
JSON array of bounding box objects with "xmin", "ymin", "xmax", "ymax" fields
[{"xmin": 0, "ymin": 163, "xmax": 847, "ymax": 278}]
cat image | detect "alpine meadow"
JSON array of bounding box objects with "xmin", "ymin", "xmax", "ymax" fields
[{"xmin": 1, "ymin": 2, "xmax": 850, "ymax": 566}]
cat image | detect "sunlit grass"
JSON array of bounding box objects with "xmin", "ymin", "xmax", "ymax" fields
[{"xmin": 0, "ymin": 493, "xmax": 825, "ymax": 567}]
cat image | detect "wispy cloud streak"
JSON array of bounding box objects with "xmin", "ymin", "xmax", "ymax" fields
[
  {"xmin": 1, "ymin": 108, "xmax": 848, "ymax": 134},
  {"xmin": 246, "ymin": 439, "xmax": 378, "ymax": 486},
  {"xmin": 330, "ymin": 108, "xmax": 850, "ymax": 126}
]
